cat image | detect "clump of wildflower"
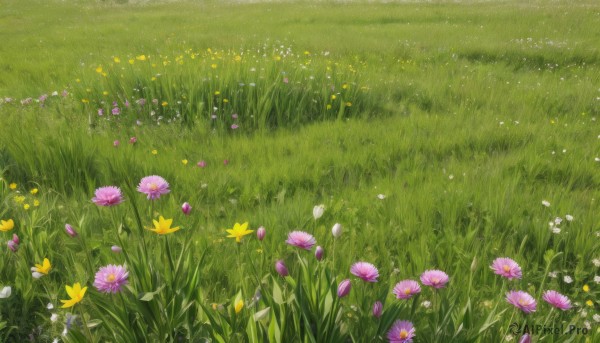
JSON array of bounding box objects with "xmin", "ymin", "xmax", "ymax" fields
[
  {"xmin": 387, "ymin": 320, "xmax": 415, "ymax": 343},
  {"xmin": 542, "ymin": 290, "xmax": 572, "ymax": 310},
  {"xmin": 420, "ymin": 270, "xmax": 449, "ymax": 289},
  {"xmin": 490, "ymin": 257, "xmax": 522, "ymax": 280},
  {"xmin": 393, "ymin": 280, "xmax": 421, "ymax": 299},
  {"xmin": 286, "ymin": 231, "xmax": 316, "ymax": 250},
  {"xmin": 92, "ymin": 186, "xmax": 124, "ymax": 206},
  {"xmin": 275, "ymin": 260, "xmax": 289, "ymax": 277},
  {"xmin": 137, "ymin": 175, "xmax": 170, "ymax": 200},
  {"xmin": 506, "ymin": 290, "xmax": 536, "ymax": 313},
  {"xmin": 350, "ymin": 262, "xmax": 379, "ymax": 282},
  {"xmin": 93, "ymin": 265, "xmax": 128, "ymax": 294},
  {"xmin": 0, "ymin": 219, "xmax": 14, "ymax": 232}
]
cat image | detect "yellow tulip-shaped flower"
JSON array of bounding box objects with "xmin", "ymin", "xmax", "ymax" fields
[
  {"xmin": 31, "ymin": 258, "xmax": 51, "ymax": 278},
  {"xmin": 148, "ymin": 216, "xmax": 180, "ymax": 235},
  {"xmin": 234, "ymin": 299, "xmax": 244, "ymax": 314},
  {"xmin": 0, "ymin": 219, "xmax": 14, "ymax": 232},
  {"xmin": 60, "ymin": 283, "xmax": 87, "ymax": 308},
  {"xmin": 226, "ymin": 222, "xmax": 253, "ymax": 243}
]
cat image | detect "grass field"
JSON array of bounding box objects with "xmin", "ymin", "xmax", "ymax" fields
[{"xmin": 0, "ymin": 0, "xmax": 599, "ymax": 342}]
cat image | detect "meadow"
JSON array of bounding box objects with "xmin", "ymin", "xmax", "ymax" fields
[{"xmin": 0, "ymin": 0, "xmax": 599, "ymax": 342}]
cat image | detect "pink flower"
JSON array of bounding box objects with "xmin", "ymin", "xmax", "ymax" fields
[
  {"xmin": 372, "ymin": 301, "xmax": 383, "ymax": 318},
  {"xmin": 113, "ymin": 140, "xmax": 120, "ymax": 147},
  {"xmin": 285, "ymin": 231, "xmax": 316, "ymax": 250},
  {"xmin": 112, "ymin": 107, "xmax": 120, "ymax": 115},
  {"xmin": 11, "ymin": 234, "xmax": 19, "ymax": 245},
  {"xmin": 337, "ymin": 279, "xmax": 351, "ymax": 298},
  {"xmin": 256, "ymin": 226, "xmax": 266, "ymax": 241},
  {"xmin": 181, "ymin": 202, "xmax": 192, "ymax": 215},
  {"xmin": 7, "ymin": 240, "xmax": 18, "ymax": 252},
  {"xmin": 93, "ymin": 264, "xmax": 128, "ymax": 294},
  {"xmin": 197, "ymin": 160, "xmax": 207, "ymax": 168},
  {"xmin": 231, "ymin": 124, "xmax": 239, "ymax": 130},
  {"xmin": 92, "ymin": 186, "xmax": 124, "ymax": 206},
  {"xmin": 387, "ymin": 320, "xmax": 415, "ymax": 343},
  {"xmin": 111, "ymin": 245, "xmax": 122, "ymax": 253},
  {"xmin": 275, "ymin": 260, "xmax": 288, "ymax": 277},
  {"xmin": 129, "ymin": 137, "xmax": 137, "ymax": 144},
  {"xmin": 223, "ymin": 159, "xmax": 229, "ymax": 165},
  {"xmin": 420, "ymin": 270, "xmax": 449, "ymax": 289},
  {"xmin": 65, "ymin": 224, "xmax": 77, "ymax": 237},
  {"xmin": 490, "ymin": 257, "xmax": 522, "ymax": 280},
  {"xmin": 315, "ymin": 246, "xmax": 324, "ymax": 261},
  {"xmin": 506, "ymin": 290, "xmax": 537, "ymax": 314},
  {"xmin": 98, "ymin": 109, "xmax": 104, "ymax": 116},
  {"xmin": 137, "ymin": 175, "xmax": 170, "ymax": 200},
  {"xmin": 350, "ymin": 262, "xmax": 379, "ymax": 282},
  {"xmin": 542, "ymin": 290, "xmax": 572, "ymax": 310},
  {"xmin": 392, "ymin": 280, "xmax": 421, "ymax": 299},
  {"xmin": 519, "ymin": 334, "xmax": 532, "ymax": 343}
]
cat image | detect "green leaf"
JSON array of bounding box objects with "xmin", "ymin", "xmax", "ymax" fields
[{"xmin": 138, "ymin": 285, "xmax": 165, "ymax": 302}]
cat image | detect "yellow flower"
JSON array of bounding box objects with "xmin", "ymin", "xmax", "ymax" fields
[
  {"xmin": 586, "ymin": 300, "xmax": 594, "ymax": 307},
  {"xmin": 326, "ymin": 104, "xmax": 332, "ymax": 110},
  {"xmin": 60, "ymin": 283, "xmax": 87, "ymax": 308},
  {"xmin": 342, "ymin": 83, "xmax": 349, "ymax": 89},
  {"xmin": 234, "ymin": 55, "xmax": 242, "ymax": 62},
  {"xmin": 136, "ymin": 55, "xmax": 146, "ymax": 61},
  {"xmin": 9, "ymin": 183, "xmax": 17, "ymax": 190},
  {"xmin": 211, "ymin": 63, "xmax": 217, "ymax": 69},
  {"xmin": 129, "ymin": 59, "xmax": 135, "ymax": 65},
  {"xmin": 226, "ymin": 222, "xmax": 253, "ymax": 243},
  {"xmin": 81, "ymin": 99, "xmax": 89, "ymax": 104},
  {"xmin": 331, "ymin": 95, "xmax": 336, "ymax": 100},
  {"xmin": 223, "ymin": 98, "xmax": 228, "ymax": 103},
  {"xmin": 0, "ymin": 219, "xmax": 14, "ymax": 232},
  {"xmin": 30, "ymin": 188, "xmax": 38, "ymax": 195},
  {"xmin": 346, "ymin": 102, "xmax": 352, "ymax": 107},
  {"xmin": 161, "ymin": 101, "xmax": 168, "ymax": 107},
  {"xmin": 148, "ymin": 216, "xmax": 180, "ymax": 235},
  {"xmin": 95, "ymin": 66, "xmax": 103, "ymax": 73},
  {"xmin": 182, "ymin": 159, "xmax": 188, "ymax": 165},
  {"xmin": 235, "ymin": 299, "xmax": 244, "ymax": 314},
  {"xmin": 583, "ymin": 284, "xmax": 590, "ymax": 292},
  {"xmin": 23, "ymin": 204, "xmax": 30, "ymax": 210},
  {"xmin": 113, "ymin": 57, "xmax": 121, "ymax": 63},
  {"xmin": 151, "ymin": 149, "xmax": 158, "ymax": 155},
  {"xmin": 214, "ymin": 91, "xmax": 220, "ymax": 96},
  {"xmin": 14, "ymin": 195, "xmax": 25, "ymax": 204},
  {"xmin": 33, "ymin": 199, "xmax": 40, "ymax": 207},
  {"xmin": 102, "ymin": 91, "xmax": 109, "ymax": 96},
  {"xmin": 32, "ymin": 258, "xmax": 52, "ymax": 276}
]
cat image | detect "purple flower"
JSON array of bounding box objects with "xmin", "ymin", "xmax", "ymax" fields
[
  {"xmin": 124, "ymin": 100, "xmax": 130, "ymax": 108},
  {"xmin": 256, "ymin": 226, "xmax": 266, "ymax": 241},
  {"xmin": 112, "ymin": 107, "xmax": 120, "ymax": 115},
  {"xmin": 223, "ymin": 159, "xmax": 229, "ymax": 165},
  {"xmin": 39, "ymin": 94, "xmax": 48, "ymax": 103},
  {"xmin": 98, "ymin": 109, "xmax": 104, "ymax": 116},
  {"xmin": 111, "ymin": 245, "xmax": 122, "ymax": 253},
  {"xmin": 392, "ymin": 280, "xmax": 421, "ymax": 299},
  {"xmin": 519, "ymin": 334, "xmax": 532, "ymax": 343},
  {"xmin": 93, "ymin": 264, "xmax": 128, "ymax": 294},
  {"xmin": 315, "ymin": 246, "xmax": 324, "ymax": 261},
  {"xmin": 231, "ymin": 124, "xmax": 239, "ymax": 130},
  {"xmin": 11, "ymin": 234, "xmax": 19, "ymax": 245},
  {"xmin": 137, "ymin": 175, "xmax": 170, "ymax": 200},
  {"xmin": 181, "ymin": 202, "xmax": 192, "ymax": 215},
  {"xmin": 231, "ymin": 113, "xmax": 238, "ymax": 119},
  {"xmin": 113, "ymin": 140, "xmax": 120, "ymax": 147},
  {"xmin": 129, "ymin": 137, "xmax": 137, "ymax": 144},
  {"xmin": 420, "ymin": 270, "xmax": 449, "ymax": 289},
  {"xmin": 7, "ymin": 240, "xmax": 18, "ymax": 252},
  {"xmin": 373, "ymin": 301, "xmax": 383, "ymax": 318},
  {"xmin": 491, "ymin": 257, "xmax": 522, "ymax": 280},
  {"xmin": 65, "ymin": 224, "xmax": 77, "ymax": 237},
  {"xmin": 136, "ymin": 98, "xmax": 146, "ymax": 106},
  {"xmin": 337, "ymin": 279, "xmax": 351, "ymax": 298},
  {"xmin": 542, "ymin": 290, "xmax": 572, "ymax": 310},
  {"xmin": 92, "ymin": 186, "xmax": 124, "ymax": 206},
  {"xmin": 387, "ymin": 320, "xmax": 415, "ymax": 343},
  {"xmin": 285, "ymin": 231, "xmax": 316, "ymax": 250},
  {"xmin": 197, "ymin": 160, "xmax": 206, "ymax": 168},
  {"xmin": 506, "ymin": 290, "xmax": 537, "ymax": 314},
  {"xmin": 350, "ymin": 262, "xmax": 379, "ymax": 282},
  {"xmin": 275, "ymin": 260, "xmax": 288, "ymax": 277}
]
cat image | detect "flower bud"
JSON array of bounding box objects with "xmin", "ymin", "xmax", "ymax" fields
[
  {"xmin": 337, "ymin": 279, "xmax": 351, "ymax": 298},
  {"xmin": 181, "ymin": 202, "xmax": 192, "ymax": 215},
  {"xmin": 11, "ymin": 234, "xmax": 19, "ymax": 245},
  {"xmin": 256, "ymin": 226, "xmax": 266, "ymax": 241},
  {"xmin": 331, "ymin": 223, "xmax": 342, "ymax": 238},
  {"xmin": 65, "ymin": 224, "xmax": 77, "ymax": 237},
  {"xmin": 7, "ymin": 240, "xmax": 18, "ymax": 252},
  {"xmin": 111, "ymin": 245, "xmax": 122, "ymax": 253},
  {"xmin": 313, "ymin": 205, "xmax": 324, "ymax": 220},
  {"xmin": 315, "ymin": 246, "xmax": 324, "ymax": 261},
  {"xmin": 518, "ymin": 334, "xmax": 531, "ymax": 343},
  {"xmin": 372, "ymin": 301, "xmax": 383, "ymax": 318},
  {"xmin": 275, "ymin": 260, "xmax": 289, "ymax": 277}
]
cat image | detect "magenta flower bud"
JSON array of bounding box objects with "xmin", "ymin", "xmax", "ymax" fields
[
  {"xmin": 256, "ymin": 226, "xmax": 266, "ymax": 241},
  {"xmin": 181, "ymin": 202, "xmax": 192, "ymax": 215},
  {"xmin": 518, "ymin": 334, "xmax": 531, "ymax": 343},
  {"xmin": 65, "ymin": 224, "xmax": 78, "ymax": 237},
  {"xmin": 11, "ymin": 234, "xmax": 19, "ymax": 245},
  {"xmin": 337, "ymin": 279, "xmax": 351, "ymax": 298},
  {"xmin": 129, "ymin": 137, "xmax": 137, "ymax": 144},
  {"xmin": 275, "ymin": 260, "xmax": 289, "ymax": 277},
  {"xmin": 113, "ymin": 140, "xmax": 120, "ymax": 147},
  {"xmin": 372, "ymin": 301, "xmax": 383, "ymax": 318},
  {"xmin": 111, "ymin": 245, "xmax": 122, "ymax": 253},
  {"xmin": 223, "ymin": 159, "xmax": 229, "ymax": 165},
  {"xmin": 315, "ymin": 246, "xmax": 324, "ymax": 261},
  {"xmin": 197, "ymin": 160, "xmax": 206, "ymax": 168},
  {"xmin": 7, "ymin": 240, "xmax": 18, "ymax": 252}
]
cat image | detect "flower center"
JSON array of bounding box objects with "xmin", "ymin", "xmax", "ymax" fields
[
  {"xmin": 149, "ymin": 183, "xmax": 158, "ymax": 191},
  {"xmin": 107, "ymin": 273, "xmax": 116, "ymax": 282},
  {"xmin": 503, "ymin": 265, "xmax": 510, "ymax": 272},
  {"xmin": 404, "ymin": 288, "xmax": 411, "ymax": 295},
  {"xmin": 432, "ymin": 278, "xmax": 439, "ymax": 284},
  {"xmin": 400, "ymin": 330, "xmax": 408, "ymax": 339}
]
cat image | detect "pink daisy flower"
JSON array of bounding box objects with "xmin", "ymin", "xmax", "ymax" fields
[
  {"xmin": 137, "ymin": 175, "xmax": 170, "ymax": 200},
  {"xmin": 491, "ymin": 257, "xmax": 522, "ymax": 280},
  {"xmin": 420, "ymin": 270, "xmax": 449, "ymax": 289},
  {"xmin": 285, "ymin": 231, "xmax": 316, "ymax": 250},
  {"xmin": 93, "ymin": 265, "xmax": 128, "ymax": 294},
  {"xmin": 392, "ymin": 280, "xmax": 421, "ymax": 299},
  {"xmin": 350, "ymin": 262, "xmax": 379, "ymax": 282},
  {"xmin": 542, "ymin": 290, "xmax": 572, "ymax": 310},
  {"xmin": 387, "ymin": 320, "xmax": 415, "ymax": 343},
  {"xmin": 92, "ymin": 186, "xmax": 124, "ymax": 206},
  {"xmin": 506, "ymin": 290, "xmax": 537, "ymax": 313}
]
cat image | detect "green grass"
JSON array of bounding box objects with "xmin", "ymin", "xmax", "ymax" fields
[{"xmin": 0, "ymin": 0, "xmax": 599, "ymax": 342}]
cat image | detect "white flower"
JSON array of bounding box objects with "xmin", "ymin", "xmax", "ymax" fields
[
  {"xmin": 594, "ymin": 275, "xmax": 600, "ymax": 284},
  {"xmin": 51, "ymin": 313, "xmax": 58, "ymax": 322},
  {"xmin": 548, "ymin": 271, "xmax": 558, "ymax": 278},
  {"xmin": 331, "ymin": 223, "xmax": 342, "ymax": 238},
  {"xmin": 583, "ymin": 321, "xmax": 591, "ymax": 330},
  {"xmin": 565, "ymin": 214, "xmax": 574, "ymax": 221},
  {"xmin": 542, "ymin": 200, "xmax": 551, "ymax": 207},
  {"xmin": 32, "ymin": 271, "xmax": 44, "ymax": 279},
  {"xmin": 554, "ymin": 217, "xmax": 563, "ymax": 225},
  {"xmin": 552, "ymin": 227, "xmax": 561, "ymax": 234},
  {"xmin": 581, "ymin": 310, "xmax": 588, "ymax": 318},
  {"xmin": 563, "ymin": 275, "xmax": 573, "ymax": 283},
  {"xmin": 62, "ymin": 327, "xmax": 67, "ymax": 336},
  {"xmin": 312, "ymin": 205, "xmax": 325, "ymax": 220},
  {"xmin": 593, "ymin": 259, "xmax": 600, "ymax": 267},
  {"xmin": 47, "ymin": 303, "xmax": 54, "ymax": 310},
  {"xmin": 593, "ymin": 314, "xmax": 600, "ymax": 323},
  {"xmin": 421, "ymin": 301, "xmax": 431, "ymax": 308},
  {"xmin": 52, "ymin": 339, "xmax": 59, "ymax": 343},
  {"xmin": 377, "ymin": 194, "xmax": 386, "ymax": 200},
  {"xmin": 505, "ymin": 334, "xmax": 514, "ymax": 341},
  {"xmin": 0, "ymin": 286, "xmax": 11, "ymax": 299},
  {"xmin": 595, "ymin": 157, "xmax": 600, "ymax": 162}
]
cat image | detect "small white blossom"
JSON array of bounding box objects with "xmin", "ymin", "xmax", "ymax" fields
[
  {"xmin": 505, "ymin": 334, "xmax": 514, "ymax": 341},
  {"xmin": 47, "ymin": 303, "xmax": 54, "ymax": 310},
  {"xmin": 331, "ymin": 223, "xmax": 342, "ymax": 238},
  {"xmin": 565, "ymin": 214, "xmax": 573, "ymax": 221},
  {"xmin": 581, "ymin": 310, "xmax": 588, "ymax": 318},
  {"xmin": 594, "ymin": 275, "xmax": 600, "ymax": 284},
  {"xmin": 312, "ymin": 205, "xmax": 325, "ymax": 220},
  {"xmin": 583, "ymin": 321, "xmax": 591, "ymax": 330},
  {"xmin": 548, "ymin": 271, "xmax": 558, "ymax": 278},
  {"xmin": 542, "ymin": 200, "xmax": 551, "ymax": 207},
  {"xmin": 554, "ymin": 217, "xmax": 563, "ymax": 225},
  {"xmin": 52, "ymin": 339, "xmax": 59, "ymax": 343},
  {"xmin": 563, "ymin": 275, "xmax": 573, "ymax": 283},
  {"xmin": 421, "ymin": 301, "xmax": 431, "ymax": 308},
  {"xmin": 51, "ymin": 313, "xmax": 58, "ymax": 322},
  {"xmin": 0, "ymin": 286, "xmax": 11, "ymax": 299},
  {"xmin": 593, "ymin": 314, "xmax": 600, "ymax": 323},
  {"xmin": 593, "ymin": 259, "xmax": 600, "ymax": 267},
  {"xmin": 377, "ymin": 194, "xmax": 386, "ymax": 200},
  {"xmin": 552, "ymin": 227, "xmax": 561, "ymax": 234}
]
